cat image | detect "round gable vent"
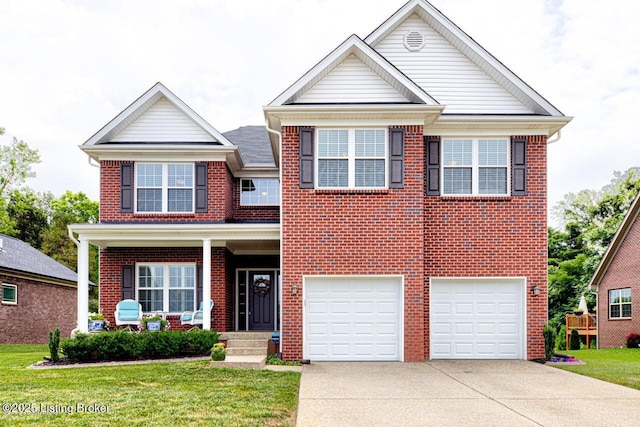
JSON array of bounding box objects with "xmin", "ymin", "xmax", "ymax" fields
[{"xmin": 404, "ymin": 31, "xmax": 426, "ymax": 52}]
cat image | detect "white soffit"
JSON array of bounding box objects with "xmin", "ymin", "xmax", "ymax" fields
[
  {"xmin": 83, "ymin": 82, "xmax": 235, "ymax": 147},
  {"xmin": 365, "ymin": 0, "xmax": 565, "ymax": 117},
  {"xmin": 269, "ymin": 35, "xmax": 438, "ymax": 106}
]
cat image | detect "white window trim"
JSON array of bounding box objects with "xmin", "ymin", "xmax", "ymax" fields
[
  {"xmin": 441, "ymin": 137, "xmax": 510, "ymax": 196},
  {"xmin": 609, "ymin": 288, "xmax": 632, "ymax": 319},
  {"xmin": 240, "ymin": 178, "xmax": 281, "ymax": 206},
  {"xmin": 136, "ymin": 263, "xmax": 197, "ymax": 315},
  {"xmin": 135, "ymin": 163, "xmax": 195, "ymax": 213},
  {"xmin": 315, "ymin": 128, "xmax": 388, "ymax": 189},
  {"xmin": 1, "ymin": 283, "xmax": 17, "ymax": 305}
]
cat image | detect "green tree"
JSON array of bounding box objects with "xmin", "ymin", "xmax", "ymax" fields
[
  {"xmin": 0, "ymin": 127, "xmax": 41, "ymax": 197},
  {"xmin": 6, "ymin": 188, "xmax": 50, "ymax": 248}
]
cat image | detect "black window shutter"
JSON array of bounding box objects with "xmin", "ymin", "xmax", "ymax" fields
[
  {"xmin": 299, "ymin": 127, "xmax": 314, "ymax": 189},
  {"xmin": 120, "ymin": 163, "xmax": 134, "ymax": 213},
  {"xmin": 389, "ymin": 128, "xmax": 405, "ymax": 189},
  {"xmin": 196, "ymin": 265, "xmax": 204, "ymax": 307},
  {"xmin": 425, "ymin": 136, "xmax": 441, "ymax": 196},
  {"xmin": 195, "ymin": 162, "xmax": 208, "ymax": 213},
  {"xmin": 121, "ymin": 265, "xmax": 135, "ymax": 300},
  {"xmin": 511, "ymin": 137, "xmax": 527, "ymax": 196}
]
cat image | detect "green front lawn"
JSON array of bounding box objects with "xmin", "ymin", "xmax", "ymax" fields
[
  {"xmin": 0, "ymin": 344, "xmax": 300, "ymax": 426},
  {"xmin": 556, "ymin": 348, "xmax": 640, "ymax": 390}
]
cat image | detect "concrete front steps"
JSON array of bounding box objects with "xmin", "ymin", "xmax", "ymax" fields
[{"xmin": 211, "ymin": 331, "xmax": 274, "ymax": 369}]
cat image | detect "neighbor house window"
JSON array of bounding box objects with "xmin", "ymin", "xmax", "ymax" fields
[
  {"xmin": 2, "ymin": 284, "xmax": 17, "ymax": 304},
  {"xmin": 136, "ymin": 163, "xmax": 194, "ymax": 213},
  {"xmin": 442, "ymin": 138, "xmax": 509, "ymax": 195},
  {"xmin": 137, "ymin": 264, "xmax": 195, "ymax": 313},
  {"xmin": 317, "ymin": 129, "xmax": 386, "ymax": 188},
  {"xmin": 609, "ymin": 288, "xmax": 632, "ymax": 319},
  {"xmin": 241, "ymin": 179, "xmax": 280, "ymax": 205}
]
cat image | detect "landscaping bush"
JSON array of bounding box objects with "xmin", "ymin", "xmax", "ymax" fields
[
  {"xmin": 211, "ymin": 343, "xmax": 226, "ymax": 361},
  {"xmin": 556, "ymin": 325, "xmax": 566, "ymax": 351},
  {"xmin": 48, "ymin": 328, "xmax": 60, "ymax": 363},
  {"xmin": 542, "ymin": 323, "xmax": 556, "ymax": 360},
  {"xmin": 569, "ymin": 329, "xmax": 581, "ymax": 350},
  {"xmin": 627, "ymin": 333, "xmax": 640, "ymax": 348},
  {"xmin": 61, "ymin": 330, "xmax": 219, "ymax": 363}
]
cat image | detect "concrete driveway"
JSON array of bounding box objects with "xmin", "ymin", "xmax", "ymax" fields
[{"xmin": 296, "ymin": 360, "xmax": 640, "ymax": 426}]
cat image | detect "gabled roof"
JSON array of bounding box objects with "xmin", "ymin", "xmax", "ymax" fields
[
  {"xmin": 83, "ymin": 82, "xmax": 235, "ymax": 146},
  {"xmin": 365, "ymin": 0, "xmax": 563, "ymax": 116},
  {"xmin": 0, "ymin": 234, "xmax": 78, "ymax": 285},
  {"xmin": 269, "ymin": 34, "xmax": 438, "ymax": 107},
  {"xmin": 588, "ymin": 194, "xmax": 640, "ymax": 291},
  {"xmin": 223, "ymin": 126, "xmax": 275, "ymax": 166}
]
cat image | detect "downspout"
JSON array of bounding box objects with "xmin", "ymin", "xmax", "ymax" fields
[
  {"xmin": 547, "ymin": 130, "xmax": 562, "ymax": 145},
  {"xmin": 265, "ymin": 122, "xmax": 283, "ymax": 356},
  {"xmin": 68, "ymin": 226, "xmax": 80, "ymax": 247},
  {"xmin": 87, "ymin": 155, "xmax": 100, "ymax": 168}
]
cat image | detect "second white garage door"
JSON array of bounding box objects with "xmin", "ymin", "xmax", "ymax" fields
[
  {"xmin": 430, "ymin": 278, "xmax": 525, "ymax": 359},
  {"xmin": 304, "ymin": 276, "xmax": 402, "ymax": 361}
]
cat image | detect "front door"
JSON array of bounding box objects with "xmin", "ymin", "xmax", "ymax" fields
[{"xmin": 248, "ymin": 271, "xmax": 275, "ymax": 330}]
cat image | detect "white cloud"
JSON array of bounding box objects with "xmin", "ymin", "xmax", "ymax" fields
[{"xmin": 0, "ymin": 0, "xmax": 638, "ymax": 226}]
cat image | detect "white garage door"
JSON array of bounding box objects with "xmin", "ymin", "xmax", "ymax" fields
[
  {"xmin": 431, "ymin": 279, "xmax": 525, "ymax": 359},
  {"xmin": 304, "ymin": 276, "xmax": 402, "ymax": 361}
]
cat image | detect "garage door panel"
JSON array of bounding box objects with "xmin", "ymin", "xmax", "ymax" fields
[
  {"xmin": 305, "ymin": 277, "xmax": 402, "ymax": 361},
  {"xmin": 431, "ymin": 279, "xmax": 524, "ymax": 359}
]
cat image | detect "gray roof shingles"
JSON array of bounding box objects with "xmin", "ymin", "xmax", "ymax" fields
[
  {"xmin": 223, "ymin": 126, "xmax": 275, "ymax": 166},
  {"xmin": 0, "ymin": 234, "xmax": 78, "ymax": 284}
]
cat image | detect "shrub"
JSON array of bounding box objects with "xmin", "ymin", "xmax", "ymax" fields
[
  {"xmin": 556, "ymin": 325, "xmax": 566, "ymax": 351},
  {"xmin": 61, "ymin": 330, "xmax": 219, "ymax": 363},
  {"xmin": 48, "ymin": 328, "xmax": 60, "ymax": 363},
  {"xmin": 569, "ymin": 329, "xmax": 581, "ymax": 350},
  {"xmin": 626, "ymin": 333, "xmax": 640, "ymax": 348},
  {"xmin": 211, "ymin": 343, "xmax": 226, "ymax": 361},
  {"xmin": 542, "ymin": 323, "xmax": 556, "ymax": 360},
  {"xmin": 266, "ymin": 354, "xmax": 302, "ymax": 366}
]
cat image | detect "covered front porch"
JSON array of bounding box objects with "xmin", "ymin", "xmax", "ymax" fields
[{"xmin": 68, "ymin": 223, "xmax": 280, "ymax": 334}]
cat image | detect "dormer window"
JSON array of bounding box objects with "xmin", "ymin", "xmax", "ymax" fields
[{"xmin": 136, "ymin": 163, "xmax": 194, "ymax": 213}]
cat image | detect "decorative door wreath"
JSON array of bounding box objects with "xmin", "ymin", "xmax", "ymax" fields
[{"xmin": 253, "ymin": 277, "xmax": 271, "ymax": 296}]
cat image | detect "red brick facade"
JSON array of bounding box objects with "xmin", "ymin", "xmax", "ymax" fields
[
  {"xmin": 596, "ymin": 216, "xmax": 640, "ymax": 348},
  {"xmin": 0, "ymin": 274, "xmax": 77, "ymax": 343},
  {"xmin": 279, "ymin": 126, "xmax": 548, "ymax": 361}
]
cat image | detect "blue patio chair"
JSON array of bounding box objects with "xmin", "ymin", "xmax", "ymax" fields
[
  {"xmin": 114, "ymin": 299, "xmax": 142, "ymax": 330},
  {"xmin": 180, "ymin": 300, "xmax": 214, "ymax": 330}
]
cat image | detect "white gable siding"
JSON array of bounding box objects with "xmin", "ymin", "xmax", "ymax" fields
[
  {"xmin": 374, "ymin": 14, "xmax": 533, "ymax": 114},
  {"xmin": 296, "ymin": 55, "xmax": 410, "ymax": 104},
  {"xmin": 111, "ymin": 97, "xmax": 217, "ymax": 142}
]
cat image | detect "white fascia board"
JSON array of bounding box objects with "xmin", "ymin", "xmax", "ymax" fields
[
  {"xmin": 80, "ymin": 144, "xmax": 238, "ymax": 162},
  {"xmin": 264, "ymin": 104, "xmax": 444, "ymax": 127},
  {"xmin": 268, "ymin": 35, "xmax": 437, "ymax": 106},
  {"xmin": 234, "ymin": 169, "xmax": 279, "ymax": 179},
  {"xmin": 83, "ymin": 82, "xmax": 235, "ymax": 147},
  {"xmin": 69, "ymin": 223, "xmax": 281, "ymax": 247},
  {"xmin": 365, "ymin": 0, "xmax": 565, "ymax": 117},
  {"xmin": 428, "ymin": 115, "xmax": 573, "ymax": 138}
]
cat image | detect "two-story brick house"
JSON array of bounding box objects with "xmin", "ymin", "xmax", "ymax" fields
[{"xmin": 70, "ymin": 0, "xmax": 570, "ymax": 361}]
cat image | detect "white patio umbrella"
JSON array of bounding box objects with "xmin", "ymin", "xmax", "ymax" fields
[{"xmin": 578, "ymin": 294, "xmax": 589, "ymax": 314}]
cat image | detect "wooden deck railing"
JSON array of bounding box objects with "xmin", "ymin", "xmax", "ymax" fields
[{"xmin": 565, "ymin": 314, "xmax": 597, "ymax": 349}]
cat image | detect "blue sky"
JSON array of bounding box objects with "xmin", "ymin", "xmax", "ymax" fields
[{"xmin": 0, "ymin": 0, "xmax": 638, "ymax": 226}]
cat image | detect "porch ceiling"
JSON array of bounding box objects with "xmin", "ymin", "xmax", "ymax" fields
[{"xmin": 68, "ymin": 223, "xmax": 280, "ymax": 255}]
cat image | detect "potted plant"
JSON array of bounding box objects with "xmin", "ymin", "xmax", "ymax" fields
[
  {"xmin": 142, "ymin": 315, "xmax": 168, "ymax": 332},
  {"xmin": 88, "ymin": 312, "xmax": 106, "ymax": 332},
  {"xmin": 573, "ymin": 308, "xmax": 584, "ymax": 316},
  {"xmin": 211, "ymin": 342, "xmax": 226, "ymax": 361}
]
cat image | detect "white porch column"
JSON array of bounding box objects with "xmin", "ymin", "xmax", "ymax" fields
[
  {"xmin": 77, "ymin": 237, "xmax": 90, "ymax": 333},
  {"xmin": 202, "ymin": 239, "xmax": 212, "ymax": 331}
]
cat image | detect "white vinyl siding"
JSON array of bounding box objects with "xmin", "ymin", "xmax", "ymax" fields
[
  {"xmin": 297, "ymin": 54, "xmax": 410, "ymax": 104},
  {"xmin": 430, "ymin": 278, "xmax": 525, "ymax": 359},
  {"xmin": 112, "ymin": 97, "xmax": 217, "ymax": 142},
  {"xmin": 304, "ymin": 276, "xmax": 402, "ymax": 361},
  {"xmin": 373, "ymin": 14, "xmax": 533, "ymax": 114}
]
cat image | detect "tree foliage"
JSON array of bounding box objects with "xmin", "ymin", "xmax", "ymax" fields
[
  {"xmin": 549, "ymin": 168, "xmax": 640, "ymax": 330},
  {"xmin": 0, "ymin": 128, "xmax": 41, "ymax": 197}
]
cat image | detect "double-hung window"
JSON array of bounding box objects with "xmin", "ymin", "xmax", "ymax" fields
[
  {"xmin": 317, "ymin": 129, "xmax": 387, "ymax": 188},
  {"xmin": 442, "ymin": 138, "xmax": 509, "ymax": 195},
  {"xmin": 136, "ymin": 163, "xmax": 194, "ymax": 213},
  {"xmin": 2, "ymin": 283, "xmax": 17, "ymax": 304},
  {"xmin": 240, "ymin": 179, "xmax": 280, "ymax": 205},
  {"xmin": 609, "ymin": 288, "xmax": 632, "ymax": 319},
  {"xmin": 137, "ymin": 264, "xmax": 196, "ymax": 313}
]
